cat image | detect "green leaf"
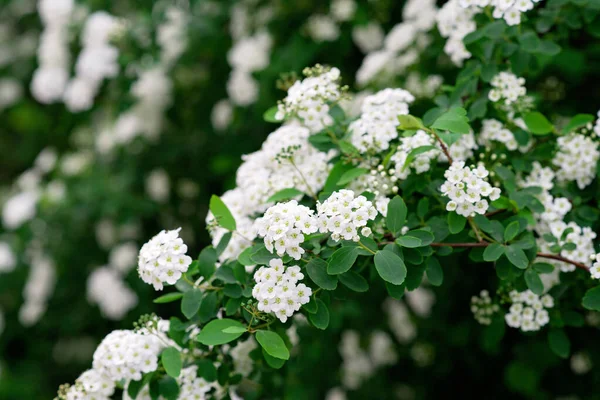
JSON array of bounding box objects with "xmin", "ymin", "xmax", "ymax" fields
[
  {"xmin": 337, "ymin": 168, "xmax": 370, "ymax": 186},
  {"xmin": 426, "ymin": 257, "xmax": 443, "ymax": 286},
  {"xmin": 266, "ymin": 188, "xmax": 305, "ymax": 203},
  {"xmin": 224, "ymin": 284, "xmax": 242, "ymax": 298},
  {"xmin": 505, "ymin": 245, "xmax": 529, "ymax": 269},
  {"xmin": 197, "ymin": 247, "xmax": 217, "ymax": 280},
  {"xmin": 374, "ymin": 250, "xmax": 407, "ymax": 285},
  {"xmin": 209, "ymin": 195, "xmax": 237, "ymax": 231},
  {"xmin": 402, "ymin": 146, "xmax": 438, "ymax": 171},
  {"xmin": 560, "ymin": 113, "xmax": 594, "ymax": 135},
  {"xmin": 397, "ymin": 114, "xmax": 425, "ymax": 130},
  {"xmin": 437, "ymin": 132, "xmax": 464, "ymax": 147},
  {"xmin": 309, "ymin": 299, "xmax": 330, "ymax": 330},
  {"xmin": 222, "ymin": 326, "xmax": 247, "ymax": 334},
  {"xmin": 327, "ymin": 247, "xmax": 359, "ymax": 275},
  {"xmin": 196, "ymin": 319, "xmax": 247, "ymax": 345},
  {"xmin": 154, "ymin": 292, "xmax": 184, "ymax": 304},
  {"xmin": 523, "ymin": 112, "xmax": 554, "ymax": 135},
  {"xmin": 263, "ymin": 106, "xmax": 280, "ymax": 123},
  {"xmin": 262, "ymin": 348, "xmax": 286, "ymax": 369},
  {"xmin": 483, "ymin": 244, "xmax": 505, "ymax": 262},
  {"xmin": 386, "ymin": 196, "xmax": 407, "ymax": 235},
  {"xmin": 196, "ymin": 359, "xmax": 218, "ymax": 381},
  {"xmin": 338, "ymin": 270, "xmax": 369, "ymax": 292},
  {"xmin": 397, "ymin": 229, "xmax": 434, "ymax": 248},
  {"xmin": 524, "ymin": 269, "xmax": 544, "ymax": 295},
  {"xmin": 306, "ymin": 258, "xmax": 337, "ymax": 290},
  {"xmin": 215, "ymin": 232, "xmax": 232, "ymax": 257},
  {"xmin": 128, "ymin": 373, "xmax": 154, "ymax": 399},
  {"xmin": 198, "ymin": 292, "xmax": 218, "ymax": 323},
  {"xmin": 448, "ymin": 212, "xmax": 466, "ymax": 234},
  {"xmin": 255, "ymin": 330, "xmax": 289, "ymax": 360},
  {"xmin": 504, "ymin": 221, "xmax": 520, "ymax": 242},
  {"xmin": 339, "ymin": 140, "xmax": 360, "ymax": 156},
  {"xmin": 157, "ymin": 376, "xmax": 179, "ymax": 400},
  {"xmin": 237, "ymin": 247, "xmax": 255, "ymax": 267},
  {"xmin": 532, "ymin": 262, "xmax": 554, "ymax": 274},
  {"xmin": 430, "ymin": 107, "xmax": 471, "ymax": 134},
  {"xmin": 582, "ymin": 286, "xmax": 600, "ymax": 311},
  {"xmin": 548, "ymin": 329, "xmax": 570, "ymax": 359},
  {"xmin": 181, "ymin": 289, "xmax": 202, "ymax": 319},
  {"xmin": 161, "ymin": 347, "xmax": 182, "ymax": 378}
]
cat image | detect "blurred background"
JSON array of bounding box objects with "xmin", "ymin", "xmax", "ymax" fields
[{"xmin": 2, "ymin": 0, "xmax": 600, "ymax": 399}]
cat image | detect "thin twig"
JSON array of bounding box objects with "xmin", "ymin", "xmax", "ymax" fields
[
  {"xmin": 429, "ymin": 242, "xmax": 590, "ymax": 272},
  {"xmin": 484, "ymin": 208, "xmax": 507, "ymax": 218},
  {"xmin": 427, "ymin": 127, "xmax": 453, "ymax": 165}
]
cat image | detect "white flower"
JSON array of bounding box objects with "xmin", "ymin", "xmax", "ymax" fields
[
  {"xmin": 306, "ymin": 15, "xmax": 340, "ymax": 42},
  {"xmin": 145, "ymin": 169, "xmax": 170, "ymax": 203},
  {"xmin": 470, "ymin": 289, "xmax": 499, "ymax": 325},
  {"xmin": 440, "ymin": 162, "xmax": 498, "ymax": 217},
  {"xmin": 317, "ymin": 189, "xmax": 378, "ymax": 242},
  {"xmin": 253, "ymin": 259, "xmax": 312, "ymax": 322},
  {"xmin": 137, "ymin": 228, "xmax": 192, "ymax": 290},
  {"xmin": 0, "ymin": 242, "xmax": 16, "ymax": 273},
  {"xmin": 276, "ymin": 65, "xmax": 342, "ymax": 133},
  {"xmin": 87, "ymin": 267, "xmax": 138, "ymax": 320},
  {"xmin": 178, "ymin": 365, "xmax": 215, "ymax": 398},
  {"xmin": 255, "ymin": 200, "xmax": 317, "ymax": 260},
  {"xmin": 350, "ymin": 88, "xmax": 415, "ymax": 153},
  {"xmin": 352, "ymin": 23, "xmax": 384, "ymax": 53},
  {"xmin": 62, "ymin": 369, "xmax": 115, "ymax": 400},
  {"xmin": 92, "ymin": 330, "xmax": 163, "ymax": 382},
  {"xmin": 553, "ymin": 134, "xmax": 599, "ymax": 190},
  {"xmin": 505, "ymin": 290, "xmax": 553, "ymax": 332},
  {"xmin": 488, "ymin": 71, "xmax": 527, "ymax": 106},
  {"xmin": 211, "ymin": 99, "xmax": 234, "ymax": 131}
]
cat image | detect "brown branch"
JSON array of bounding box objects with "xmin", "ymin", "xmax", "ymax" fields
[
  {"xmin": 484, "ymin": 208, "xmax": 508, "ymax": 218},
  {"xmin": 430, "ymin": 242, "xmax": 590, "ymax": 272},
  {"xmin": 536, "ymin": 253, "xmax": 589, "ymax": 272},
  {"xmin": 429, "ymin": 128, "xmax": 453, "ymax": 165}
]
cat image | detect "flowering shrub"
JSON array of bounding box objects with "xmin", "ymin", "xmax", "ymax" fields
[{"xmin": 3, "ymin": 0, "xmax": 600, "ymax": 398}]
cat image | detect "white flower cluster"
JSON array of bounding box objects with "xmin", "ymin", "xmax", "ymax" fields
[
  {"xmin": 540, "ymin": 221, "xmax": 596, "ymax": 273},
  {"xmin": 230, "ymin": 338, "xmax": 257, "ymax": 377},
  {"xmin": 339, "ymin": 330, "xmax": 397, "ymax": 390},
  {"xmin": 460, "ymin": 0, "xmax": 542, "ymax": 26},
  {"xmin": 440, "ymin": 162, "xmax": 501, "ymax": 217},
  {"xmin": 316, "ymin": 190, "xmax": 378, "ymax": 242},
  {"xmin": 405, "ymin": 72, "xmax": 443, "ymax": 99},
  {"xmin": 436, "ymin": 0, "xmax": 477, "ymax": 66},
  {"xmin": 306, "ymin": 15, "xmax": 341, "ymax": 42},
  {"xmin": 590, "ymin": 254, "xmax": 600, "ymax": 279},
  {"xmin": 252, "ymin": 258, "xmax": 312, "ymax": 323},
  {"xmin": 87, "ymin": 267, "xmax": 138, "ymax": 320},
  {"xmin": 62, "ymin": 369, "xmax": 115, "ymax": 400},
  {"xmin": 479, "ymin": 119, "xmax": 520, "ymax": 151},
  {"xmin": 488, "ymin": 72, "xmax": 527, "ymax": 106},
  {"xmin": 0, "ymin": 78, "xmax": 23, "ymax": 111},
  {"xmin": 355, "ymin": 0, "xmax": 437, "ymax": 86},
  {"xmin": 137, "ymin": 228, "xmax": 192, "ymax": 290},
  {"xmin": 275, "ymin": 66, "xmax": 342, "ymax": 133},
  {"xmin": 234, "ymin": 125, "xmax": 332, "ymax": 214},
  {"xmin": 470, "ymin": 290, "xmax": 500, "ymax": 325},
  {"xmin": 553, "ymin": 133, "xmax": 600, "ymax": 190},
  {"xmin": 31, "ymin": 0, "xmax": 73, "ymax": 103},
  {"xmin": 157, "ymin": 6, "xmax": 189, "ymax": 67},
  {"xmin": 0, "ymin": 241, "xmax": 16, "ymax": 273},
  {"xmin": 64, "ymin": 12, "xmax": 120, "ymax": 112},
  {"xmin": 349, "ymin": 88, "xmax": 415, "ymax": 153},
  {"xmin": 350, "ymin": 165, "xmax": 398, "ymax": 203},
  {"xmin": 505, "ymin": 290, "xmax": 554, "ymax": 332},
  {"xmin": 226, "ymin": 32, "xmax": 272, "ymax": 106},
  {"xmin": 594, "ymin": 110, "xmax": 600, "ymax": 137},
  {"xmin": 178, "ymin": 365, "xmax": 214, "ymax": 399},
  {"xmin": 92, "ymin": 329, "xmax": 163, "ymax": 381},
  {"xmin": 20, "ymin": 254, "xmax": 56, "ymax": 326},
  {"xmin": 391, "ymin": 130, "xmax": 438, "ymax": 179},
  {"xmin": 255, "ymin": 200, "xmax": 318, "ymax": 260}
]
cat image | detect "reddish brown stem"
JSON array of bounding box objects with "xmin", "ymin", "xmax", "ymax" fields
[
  {"xmin": 429, "ymin": 242, "xmax": 590, "ymax": 272},
  {"xmin": 484, "ymin": 208, "xmax": 507, "ymax": 218},
  {"xmin": 536, "ymin": 253, "xmax": 589, "ymax": 272},
  {"xmin": 430, "ymin": 129, "xmax": 453, "ymax": 165}
]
